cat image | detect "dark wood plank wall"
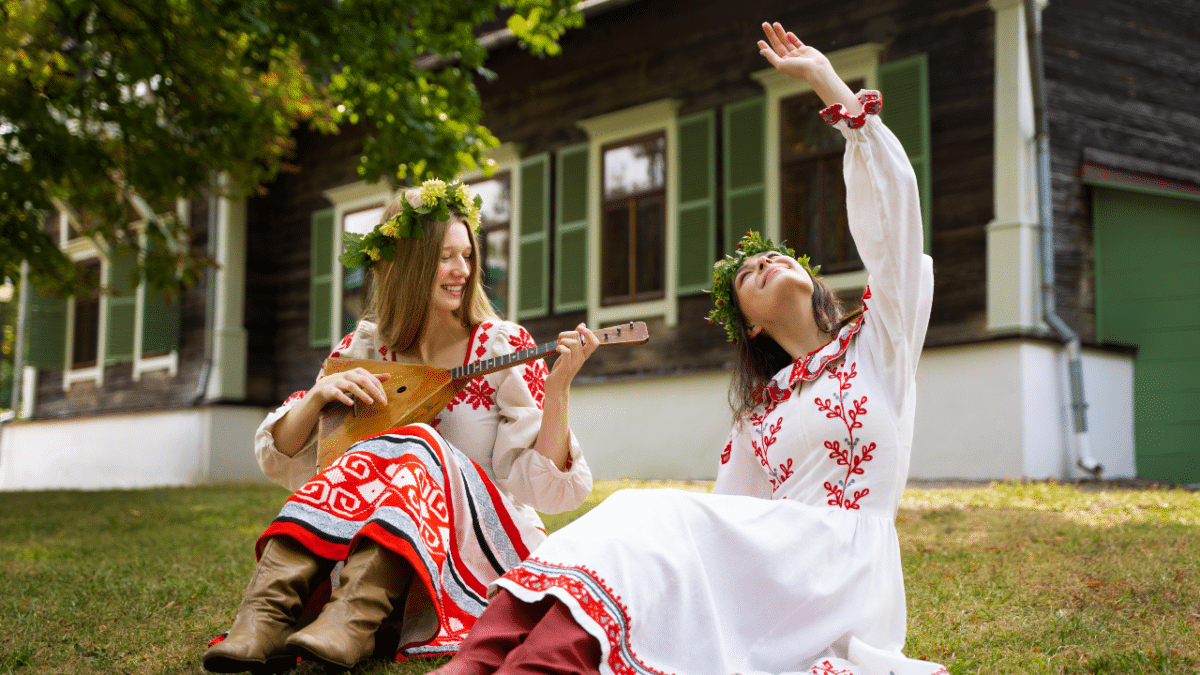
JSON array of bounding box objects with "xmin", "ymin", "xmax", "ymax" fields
[
  {"xmin": 479, "ymin": 0, "xmax": 997, "ymax": 366},
  {"xmin": 31, "ymin": 199, "xmax": 212, "ymax": 419},
  {"xmin": 1043, "ymin": 0, "xmax": 1200, "ymax": 341},
  {"xmin": 246, "ymin": 125, "xmax": 372, "ymax": 405}
]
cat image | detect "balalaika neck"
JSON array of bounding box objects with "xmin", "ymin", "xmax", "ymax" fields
[{"xmin": 450, "ymin": 341, "xmax": 559, "ymax": 382}]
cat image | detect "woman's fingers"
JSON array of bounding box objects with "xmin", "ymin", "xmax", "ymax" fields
[{"xmin": 761, "ymin": 22, "xmax": 787, "ymax": 55}]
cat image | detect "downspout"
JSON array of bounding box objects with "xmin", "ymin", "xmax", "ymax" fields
[
  {"xmin": 1023, "ymin": 0, "xmax": 1102, "ymax": 478},
  {"xmin": 9, "ymin": 261, "xmax": 30, "ymax": 418}
]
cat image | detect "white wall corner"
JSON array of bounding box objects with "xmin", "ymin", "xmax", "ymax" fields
[{"xmin": 987, "ymin": 0, "xmax": 1043, "ymax": 333}]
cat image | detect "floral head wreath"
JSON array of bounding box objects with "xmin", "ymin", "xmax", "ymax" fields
[
  {"xmin": 707, "ymin": 230, "xmax": 818, "ymax": 344},
  {"xmin": 339, "ymin": 178, "xmax": 484, "ymax": 269}
]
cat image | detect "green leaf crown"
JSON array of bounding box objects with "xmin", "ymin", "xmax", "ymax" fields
[
  {"xmin": 339, "ymin": 178, "xmax": 485, "ymax": 269},
  {"xmin": 707, "ymin": 230, "xmax": 818, "ymax": 344}
]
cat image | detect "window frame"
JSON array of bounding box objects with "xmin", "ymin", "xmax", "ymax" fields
[
  {"xmin": 321, "ymin": 181, "xmax": 395, "ymax": 345},
  {"xmin": 458, "ymin": 143, "xmax": 522, "ymax": 319},
  {"xmin": 599, "ymin": 130, "xmax": 669, "ymax": 307},
  {"xmin": 752, "ymin": 43, "xmax": 883, "ymax": 294},
  {"xmin": 61, "ymin": 238, "xmax": 104, "ymax": 389},
  {"xmin": 577, "ymin": 99, "xmax": 681, "ymax": 327}
]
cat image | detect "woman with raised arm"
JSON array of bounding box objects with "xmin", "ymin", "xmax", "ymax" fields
[
  {"xmin": 428, "ymin": 22, "xmax": 945, "ymax": 675},
  {"xmin": 203, "ymin": 180, "xmax": 599, "ymax": 673}
]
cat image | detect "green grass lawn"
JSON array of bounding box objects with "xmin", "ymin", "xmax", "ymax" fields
[{"xmin": 0, "ymin": 480, "xmax": 1197, "ymax": 674}]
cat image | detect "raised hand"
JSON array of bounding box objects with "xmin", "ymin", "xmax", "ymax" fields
[
  {"xmin": 757, "ymin": 22, "xmax": 830, "ymax": 81},
  {"xmin": 756, "ymin": 21, "xmax": 861, "ymax": 117}
]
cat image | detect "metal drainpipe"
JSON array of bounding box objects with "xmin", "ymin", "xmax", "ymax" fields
[
  {"xmin": 1023, "ymin": 0, "xmax": 1102, "ymax": 478},
  {"xmin": 9, "ymin": 261, "xmax": 30, "ymax": 418}
]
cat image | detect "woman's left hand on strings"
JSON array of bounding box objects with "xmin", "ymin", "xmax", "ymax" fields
[{"xmin": 545, "ymin": 323, "xmax": 599, "ymax": 394}]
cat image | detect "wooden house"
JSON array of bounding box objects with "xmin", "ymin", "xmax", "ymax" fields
[{"xmin": 3, "ymin": 0, "xmax": 1197, "ymax": 490}]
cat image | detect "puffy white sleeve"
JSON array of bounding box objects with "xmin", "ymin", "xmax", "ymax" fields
[
  {"xmin": 487, "ymin": 323, "xmax": 593, "ymax": 515},
  {"xmin": 254, "ymin": 323, "xmax": 379, "ymax": 491},
  {"xmin": 712, "ymin": 424, "xmax": 772, "ymax": 499},
  {"xmin": 829, "ymin": 92, "xmax": 935, "ymax": 397}
]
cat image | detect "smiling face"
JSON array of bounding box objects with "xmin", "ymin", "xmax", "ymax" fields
[
  {"xmin": 429, "ymin": 220, "xmax": 475, "ymax": 316},
  {"xmin": 733, "ymin": 250, "xmax": 815, "ymax": 339}
]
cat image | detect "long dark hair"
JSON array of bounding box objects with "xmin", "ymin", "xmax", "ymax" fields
[{"xmin": 727, "ymin": 272, "xmax": 863, "ymax": 421}]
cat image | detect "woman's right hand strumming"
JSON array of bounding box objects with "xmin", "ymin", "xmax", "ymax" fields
[{"xmin": 272, "ymin": 368, "xmax": 391, "ymax": 458}]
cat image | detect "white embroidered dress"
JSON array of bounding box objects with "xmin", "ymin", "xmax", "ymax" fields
[
  {"xmin": 253, "ymin": 319, "xmax": 592, "ymax": 658},
  {"xmin": 493, "ymin": 96, "xmax": 946, "ymax": 675}
]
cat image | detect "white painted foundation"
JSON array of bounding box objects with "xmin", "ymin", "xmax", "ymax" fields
[
  {"xmin": 0, "ymin": 340, "xmax": 1134, "ymax": 490},
  {"xmin": 0, "ymin": 405, "xmax": 272, "ymax": 490}
]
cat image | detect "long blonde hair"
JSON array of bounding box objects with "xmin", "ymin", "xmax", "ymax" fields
[{"xmin": 363, "ymin": 190, "xmax": 497, "ymax": 353}]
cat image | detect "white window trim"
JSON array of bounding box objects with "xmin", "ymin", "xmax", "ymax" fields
[
  {"xmin": 752, "ymin": 43, "xmax": 882, "ymax": 293},
  {"xmin": 62, "ymin": 238, "xmax": 104, "ymax": 390},
  {"xmin": 458, "ymin": 143, "xmax": 523, "ymax": 320},
  {"xmin": 131, "ymin": 199, "xmax": 187, "ymax": 381},
  {"xmin": 577, "ymin": 99, "xmax": 681, "ymax": 327},
  {"xmin": 322, "ymin": 181, "xmax": 396, "ymax": 344}
]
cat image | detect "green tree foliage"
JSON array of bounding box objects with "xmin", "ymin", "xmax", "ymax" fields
[{"xmin": 0, "ymin": 0, "xmax": 582, "ymax": 298}]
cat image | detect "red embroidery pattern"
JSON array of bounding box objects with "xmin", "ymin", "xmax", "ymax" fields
[
  {"xmin": 503, "ymin": 561, "xmax": 670, "ymax": 675},
  {"xmin": 523, "ymin": 360, "xmax": 547, "ymax": 409},
  {"xmin": 283, "ymin": 390, "xmax": 307, "ymax": 406},
  {"xmin": 720, "ymin": 438, "xmax": 732, "ymax": 465},
  {"xmin": 508, "ymin": 328, "xmax": 537, "ymax": 351},
  {"xmin": 815, "ymin": 361, "xmax": 875, "ymax": 510},
  {"xmin": 810, "ymin": 661, "xmax": 852, "ymax": 675},
  {"xmin": 751, "ymin": 417, "xmax": 792, "ymax": 491},
  {"xmin": 446, "ymin": 377, "xmax": 496, "ymax": 412},
  {"xmin": 338, "ymin": 333, "xmax": 354, "ymax": 350},
  {"xmin": 819, "ymin": 91, "xmax": 882, "ymax": 129}
]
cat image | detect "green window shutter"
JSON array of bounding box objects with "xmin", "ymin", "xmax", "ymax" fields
[
  {"xmin": 677, "ymin": 109, "xmax": 717, "ymax": 294},
  {"xmin": 25, "ymin": 287, "xmax": 67, "ymax": 370},
  {"xmin": 723, "ymin": 96, "xmax": 767, "ymax": 255},
  {"xmin": 141, "ymin": 289, "xmax": 182, "ymax": 354},
  {"xmin": 555, "ymin": 143, "xmax": 589, "ymax": 312},
  {"xmin": 878, "ymin": 53, "xmax": 932, "ymax": 253},
  {"xmin": 310, "ymin": 208, "xmax": 334, "ymax": 348},
  {"xmin": 104, "ymin": 250, "xmax": 138, "ymax": 364},
  {"xmin": 517, "ymin": 154, "xmax": 551, "ymax": 319}
]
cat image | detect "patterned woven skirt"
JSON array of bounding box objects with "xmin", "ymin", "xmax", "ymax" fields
[{"xmin": 259, "ymin": 424, "xmax": 545, "ymax": 660}]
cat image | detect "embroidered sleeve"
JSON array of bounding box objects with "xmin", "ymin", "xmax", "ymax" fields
[
  {"xmin": 832, "ymin": 91, "xmax": 934, "ymax": 393},
  {"xmin": 254, "ymin": 321, "xmax": 382, "ymax": 490},
  {"xmin": 712, "ymin": 424, "xmax": 772, "ymax": 499},
  {"xmin": 487, "ymin": 322, "xmax": 592, "ymax": 514}
]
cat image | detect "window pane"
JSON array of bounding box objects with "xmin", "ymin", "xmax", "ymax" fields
[
  {"xmin": 72, "ymin": 260, "xmax": 101, "ymax": 368},
  {"xmin": 469, "ymin": 173, "xmax": 512, "ymax": 317},
  {"xmin": 635, "ymin": 195, "xmax": 665, "ymax": 297},
  {"xmin": 484, "ymin": 227, "xmax": 510, "ymax": 317},
  {"xmin": 603, "ymin": 136, "xmax": 665, "ymax": 201},
  {"xmin": 780, "ymin": 87, "xmax": 861, "ymax": 273},
  {"xmin": 601, "ymin": 205, "xmax": 630, "ymax": 303},
  {"xmin": 343, "ymin": 205, "xmax": 384, "ymax": 335},
  {"xmin": 469, "ymin": 175, "xmax": 512, "ymax": 228}
]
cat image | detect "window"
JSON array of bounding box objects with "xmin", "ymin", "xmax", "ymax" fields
[
  {"xmin": 780, "ymin": 84, "xmax": 863, "ymax": 274},
  {"xmin": 467, "ymin": 172, "xmax": 512, "ymax": 317},
  {"xmin": 71, "ymin": 259, "xmax": 102, "ymax": 369},
  {"xmin": 600, "ymin": 133, "xmax": 667, "ymax": 306},
  {"xmin": 340, "ymin": 204, "xmax": 385, "ymax": 335}
]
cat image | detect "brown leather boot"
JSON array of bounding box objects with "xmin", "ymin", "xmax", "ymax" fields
[
  {"xmin": 203, "ymin": 536, "xmax": 330, "ymax": 673},
  {"xmin": 285, "ymin": 540, "xmax": 413, "ymax": 669}
]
